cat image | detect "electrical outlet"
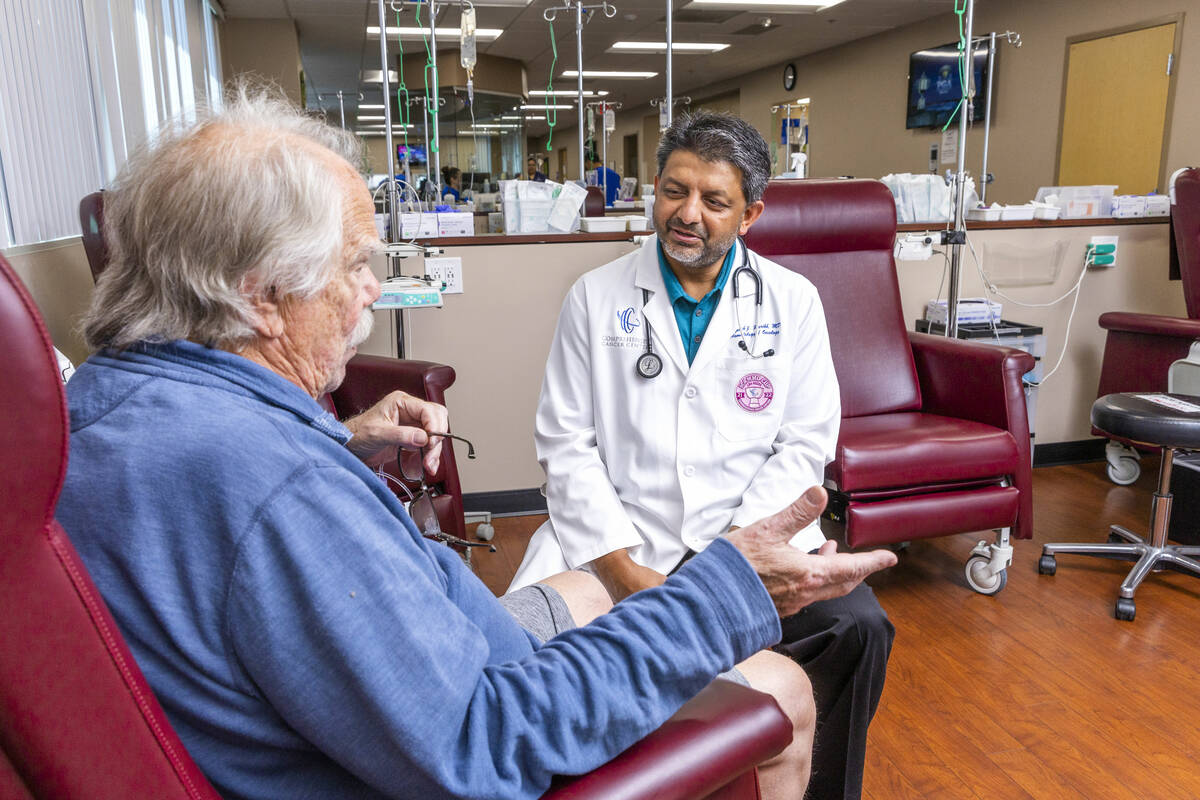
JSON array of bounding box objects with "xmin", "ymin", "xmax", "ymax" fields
[
  {"xmin": 1087, "ymin": 235, "xmax": 1119, "ymax": 269},
  {"xmin": 424, "ymin": 257, "xmax": 463, "ymax": 294}
]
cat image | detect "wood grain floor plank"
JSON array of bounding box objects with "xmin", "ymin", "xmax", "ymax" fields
[{"xmin": 468, "ymin": 461, "xmax": 1200, "ymax": 799}]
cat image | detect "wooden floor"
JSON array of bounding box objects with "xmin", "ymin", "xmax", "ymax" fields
[{"xmin": 466, "ymin": 458, "xmax": 1200, "ymax": 799}]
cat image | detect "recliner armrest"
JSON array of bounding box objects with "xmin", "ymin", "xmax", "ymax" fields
[
  {"xmin": 542, "ymin": 681, "xmax": 791, "ymax": 800},
  {"xmin": 331, "ymin": 354, "xmax": 457, "ymax": 416},
  {"xmin": 908, "ymin": 331, "xmax": 1034, "ymax": 432},
  {"xmin": 1098, "ymin": 312, "xmax": 1200, "ymax": 339}
]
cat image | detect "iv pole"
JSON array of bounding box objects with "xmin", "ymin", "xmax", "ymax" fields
[
  {"xmin": 544, "ymin": 0, "xmax": 617, "ymax": 181},
  {"xmin": 944, "ymin": 13, "xmax": 1021, "ymax": 337},
  {"xmin": 943, "ymin": 0, "xmax": 975, "ymax": 339},
  {"xmin": 665, "ymin": 0, "xmax": 672, "ymax": 128}
]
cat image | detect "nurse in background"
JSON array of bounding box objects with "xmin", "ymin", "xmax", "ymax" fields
[
  {"xmin": 527, "ymin": 156, "xmax": 547, "ymax": 182},
  {"xmin": 441, "ymin": 166, "xmax": 462, "ymax": 203},
  {"xmin": 586, "ymin": 152, "xmax": 621, "ymax": 206},
  {"xmin": 510, "ymin": 111, "xmax": 894, "ymax": 800}
]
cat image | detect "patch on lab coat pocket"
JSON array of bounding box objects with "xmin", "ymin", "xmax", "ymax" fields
[{"xmin": 716, "ymin": 359, "xmax": 785, "ymax": 441}]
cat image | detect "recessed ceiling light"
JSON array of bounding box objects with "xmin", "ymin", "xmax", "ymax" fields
[
  {"xmin": 357, "ymin": 104, "xmax": 384, "ymax": 110},
  {"xmin": 367, "ymin": 26, "xmax": 503, "ymax": 40},
  {"xmin": 521, "ymin": 103, "xmax": 575, "ymax": 110},
  {"xmin": 562, "ymin": 70, "xmax": 657, "ymax": 79},
  {"xmin": 499, "ymin": 115, "xmax": 522, "ymax": 120},
  {"xmin": 472, "ymin": 123, "xmax": 521, "ymax": 129},
  {"xmin": 529, "ymin": 89, "xmax": 609, "ymax": 97},
  {"xmin": 610, "ymin": 42, "xmax": 729, "ymax": 53},
  {"xmin": 357, "ymin": 115, "xmax": 387, "ymax": 121}
]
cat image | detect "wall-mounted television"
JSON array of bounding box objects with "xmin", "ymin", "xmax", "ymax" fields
[
  {"xmin": 397, "ymin": 144, "xmax": 428, "ymax": 164},
  {"xmin": 906, "ymin": 41, "xmax": 990, "ymax": 130}
]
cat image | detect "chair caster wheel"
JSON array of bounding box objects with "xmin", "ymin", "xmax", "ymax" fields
[
  {"xmin": 965, "ymin": 555, "xmax": 1007, "ymax": 595},
  {"xmin": 475, "ymin": 523, "xmax": 495, "ymax": 542},
  {"xmin": 1038, "ymin": 554, "xmax": 1057, "ymax": 575},
  {"xmin": 1106, "ymin": 457, "xmax": 1140, "ymax": 485},
  {"xmin": 1115, "ymin": 597, "xmax": 1136, "ymax": 621}
]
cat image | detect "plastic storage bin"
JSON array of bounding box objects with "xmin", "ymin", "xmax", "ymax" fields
[{"xmin": 1034, "ymin": 185, "xmax": 1118, "ymax": 219}]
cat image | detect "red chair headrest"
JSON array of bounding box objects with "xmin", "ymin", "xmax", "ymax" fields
[
  {"xmin": 0, "ymin": 253, "xmax": 69, "ymax": 537},
  {"xmin": 746, "ymin": 179, "xmax": 897, "ymax": 257}
]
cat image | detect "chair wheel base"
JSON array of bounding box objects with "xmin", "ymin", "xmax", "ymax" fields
[
  {"xmin": 965, "ymin": 555, "xmax": 1007, "ymax": 595},
  {"xmin": 1038, "ymin": 554, "xmax": 1057, "ymax": 575},
  {"xmin": 1115, "ymin": 597, "xmax": 1136, "ymax": 621}
]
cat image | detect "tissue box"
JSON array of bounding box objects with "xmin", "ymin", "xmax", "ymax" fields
[{"xmin": 925, "ymin": 297, "xmax": 1001, "ymax": 326}]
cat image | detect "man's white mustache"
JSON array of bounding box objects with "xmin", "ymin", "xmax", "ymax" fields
[{"xmin": 350, "ymin": 309, "xmax": 374, "ymax": 347}]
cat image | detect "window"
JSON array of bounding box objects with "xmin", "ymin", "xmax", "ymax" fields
[{"xmin": 0, "ymin": 0, "xmax": 223, "ymax": 248}]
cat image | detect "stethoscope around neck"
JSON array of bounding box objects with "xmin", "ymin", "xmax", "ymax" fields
[{"xmin": 635, "ymin": 237, "xmax": 775, "ymax": 380}]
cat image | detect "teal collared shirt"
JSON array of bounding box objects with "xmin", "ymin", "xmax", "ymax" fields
[{"xmin": 657, "ymin": 243, "xmax": 737, "ymax": 364}]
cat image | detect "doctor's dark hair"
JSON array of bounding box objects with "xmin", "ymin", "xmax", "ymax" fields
[
  {"xmin": 83, "ymin": 82, "xmax": 365, "ymax": 351},
  {"xmin": 655, "ymin": 111, "xmax": 771, "ymax": 204}
]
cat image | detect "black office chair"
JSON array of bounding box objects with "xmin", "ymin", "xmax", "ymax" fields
[{"xmin": 1038, "ymin": 393, "xmax": 1200, "ymax": 620}]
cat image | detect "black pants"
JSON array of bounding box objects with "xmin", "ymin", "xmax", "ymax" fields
[{"xmin": 773, "ymin": 583, "xmax": 894, "ymax": 800}]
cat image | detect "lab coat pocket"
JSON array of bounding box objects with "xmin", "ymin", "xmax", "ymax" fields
[{"xmin": 714, "ymin": 359, "xmax": 786, "ymax": 442}]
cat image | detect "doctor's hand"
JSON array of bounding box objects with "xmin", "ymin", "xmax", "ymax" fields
[
  {"xmin": 727, "ymin": 487, "xmax": 898, "ymax": 618},
  {"xmin": 591, "ymin": 549, "xmax": 667, "ymax": 602},
  {"xmin": 342, "ymin": 391, "xmax": 449, "ymax": 473}
]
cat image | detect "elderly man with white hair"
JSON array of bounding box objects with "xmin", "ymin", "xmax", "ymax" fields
[{"xmin": 55, "ymin": 87, "xmax": 895, "ymax": 800}]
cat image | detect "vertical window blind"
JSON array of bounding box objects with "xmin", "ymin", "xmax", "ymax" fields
[{"xmin": 0, "ymin": 0, "xmax": 222, "ymax": 248}]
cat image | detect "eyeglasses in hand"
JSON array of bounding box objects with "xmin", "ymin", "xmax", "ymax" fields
[{"xmin": 393, "ymin": 432, "xmax": 495, "ymax": 553}]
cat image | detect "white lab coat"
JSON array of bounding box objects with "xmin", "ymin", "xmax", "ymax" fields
[{"xmin": 508, "ymin": 235, "xmax": 840, "ymax": 591}]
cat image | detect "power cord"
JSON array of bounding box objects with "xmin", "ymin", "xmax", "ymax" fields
[{"xmin": 967, "ymin": 233, "xmax": 1094, "ymax": 385}]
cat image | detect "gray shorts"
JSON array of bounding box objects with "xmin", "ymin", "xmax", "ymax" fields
[{"xmin": 500, "ymin": 583, "xmax": 749, "ymax": 687}]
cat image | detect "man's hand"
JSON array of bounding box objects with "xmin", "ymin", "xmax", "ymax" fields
[
  {"xmin": 342, "ymin": 391, "xmax": 450, "ymax": 472},
  {"xmin": 592, "ymin": 549, "xmax": 667, "ymax": 602},
  {"xmin": 727, "ymin": 487, "xmax": 898, "ymax": 618}
]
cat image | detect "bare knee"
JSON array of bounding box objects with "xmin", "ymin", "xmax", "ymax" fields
[
  {"xmin": 537, "ymin": 570, "xmax": 613, "ymax": 626},
  {"xmin": 737, "ymin": 649, "xmax": 816, "ymax": 737}
]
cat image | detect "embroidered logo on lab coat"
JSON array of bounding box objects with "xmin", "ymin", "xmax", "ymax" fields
[
  {"xmin": 735, "ymin": 373, "xmax": 774, "ymax": 413},
  {"xmin": 617, "ymin": 307, "xmax": 640, "ymax": 334}
]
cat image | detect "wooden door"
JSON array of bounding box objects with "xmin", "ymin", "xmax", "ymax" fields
[
  {"xmin": 1057, "ymin": 21, "xmax": 1177, "ymax": 193},
  {"xmin": 624, "ymin": 133, "xmax": 638, "ymax": 183}
]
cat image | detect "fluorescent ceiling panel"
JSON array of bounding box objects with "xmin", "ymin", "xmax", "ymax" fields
[
  {"xmin": 521, "ymin": 103, "xmax": 574, "ymax": 110},
  {"xmin": 687, "ymin": 0, "xmax": 847, "ymax": 8},
  {"xmin": 610, "ymin": 42, "xmax": 729, "ymax": 53},
  {"xmin": 561, "ymin": 70, "xmax": 657, "ymax": 79},
  {"xmin": 367, "ymin": 26, "xmax": 503, "ymax": 40},
  {"xmin": 529, "ymin": 89, "xmax": 608, "ymax": 96}
]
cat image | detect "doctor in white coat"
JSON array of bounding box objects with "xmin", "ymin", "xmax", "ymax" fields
[{"xmin": 510, "ymin": 112, "xmax": 893, "ymax": 800}]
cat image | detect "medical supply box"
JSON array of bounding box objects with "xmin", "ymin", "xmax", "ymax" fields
[{"xmin": 923, "ymin": 297, "xmax": 1002, "ymax": 327}]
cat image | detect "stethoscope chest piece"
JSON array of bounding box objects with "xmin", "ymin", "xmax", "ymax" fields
[{"xmin": 636, "ymin": 351, "xmax": 663, "ymax": 379}]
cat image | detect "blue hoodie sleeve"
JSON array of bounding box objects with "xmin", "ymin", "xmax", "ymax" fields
[{"xmin": 226, "ymin": 464, "xmax": 779, "ymax": 799}]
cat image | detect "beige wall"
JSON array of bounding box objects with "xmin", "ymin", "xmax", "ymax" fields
[
  {"xmin": 659, "ymin": 0, "xmax": 1196, "ymax": 203},
  {"xmin": 220, "ymin": 19, "xmax": 303, "ymax": 106},
  {"xmin": 5, "ymin": 240, "xmax": 95, "ymax": 366}
]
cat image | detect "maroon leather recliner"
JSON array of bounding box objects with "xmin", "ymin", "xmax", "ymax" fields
[
  {"xmin": 1092, "ymin": 167, "xmax": 1200, "ymax": 485},
  {"xmin": 744, "ymin": 179, "xmax": 1035, "ymax": 594}
]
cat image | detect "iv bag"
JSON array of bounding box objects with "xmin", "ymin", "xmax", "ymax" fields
[
  {"xmin": 587, "ymin": 107, "xmax": 595, "ymax": 136},
  {"xmin": 603, "ymin": 107, "xmax": 615, "ymax": 132},
  {"xmin": 460, "ymin": 7, "xmax": 477, "ymax": 70}
]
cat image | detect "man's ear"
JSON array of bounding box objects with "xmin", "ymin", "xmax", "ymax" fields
[
  {"xmin": 738, "ymin": 200, "xmax": 766, "ymax": 236},
  {"xmin": 243, "ymin": 277, "xmax": 284, "ymax": 340}
]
